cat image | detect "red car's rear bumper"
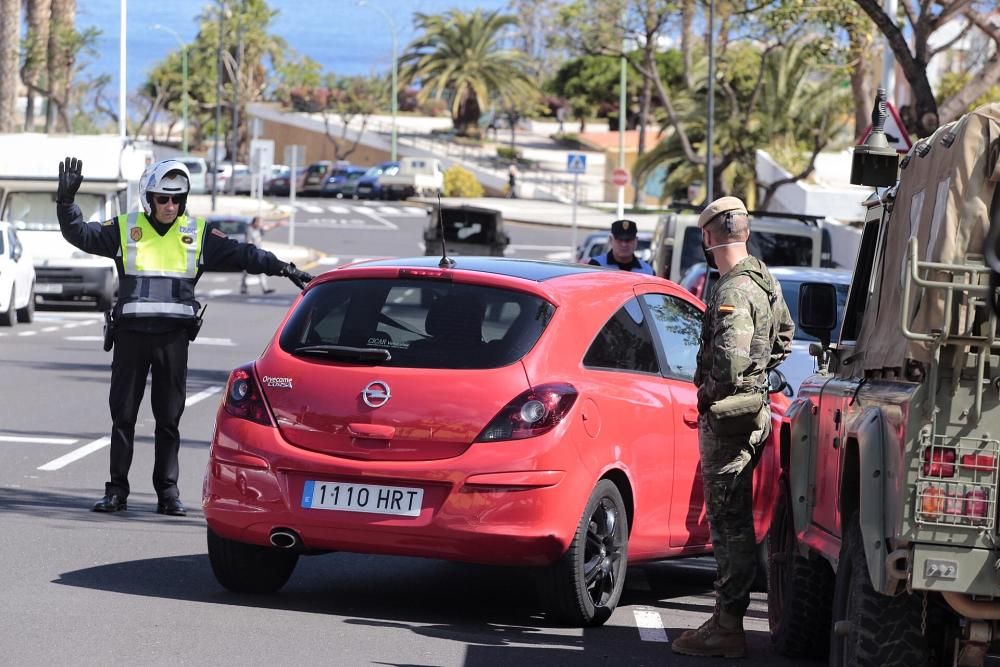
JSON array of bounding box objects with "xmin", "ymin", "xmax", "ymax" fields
[{"xmin": 203, "ymin": 410, "xmax": 589, "ymax": 566}]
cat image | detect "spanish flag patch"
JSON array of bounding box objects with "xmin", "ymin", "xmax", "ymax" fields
[
  {"xmin": 210, "ymin": 228, "xmax": 228, "ymax": 239},
  {"xmin": 719, "ymin": 304, "xmax": 736, "ymax": 314}
]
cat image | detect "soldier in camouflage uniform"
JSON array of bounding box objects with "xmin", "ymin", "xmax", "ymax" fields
[{"xmin": 672, "ymin": 196, "xmax": 794, "ymax": 659}]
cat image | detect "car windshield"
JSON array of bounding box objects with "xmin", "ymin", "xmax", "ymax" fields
[
  {"xmin": 279, "ymin": 278, "xmax": 555, "ymax": 369},
  {"xmin": 182, "ymin": 161, "xmax": 205, "ymax": 174},
  {"xmin": 210, "ymin": 220, "xmax": 248, "ymax": 235},
  {"xmin": 779, "ymin": 279, "xmax": 849, "ymax": 341},
  {"xmin": 5, "ymin": 191, "xmax": 106, "ymax": 231},
  {"xmin": 680, "ymin": 226, "xmax": 816, "ymax": 276}
]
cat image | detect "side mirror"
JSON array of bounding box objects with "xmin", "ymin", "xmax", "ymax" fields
[
  {"xmin": 799, "ymin": 282, "xmax": 838, "ymax": 348},
  {"xmin": 12, "ymin": 247, "xmax": 21, "ymax": 262},
  {"xmin": 767, "ymin": 368, "xmax": 789, "ymax": 395}
]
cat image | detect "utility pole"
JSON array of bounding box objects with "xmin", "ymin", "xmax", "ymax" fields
[
  {"xmin": 705, "ymin": 0, "xmax": 715, "ymax": 205},
  {"xmin": 229, "ymin": 11, "xmax": 243, "ymax": 195},
  {"xmin": 152, "ymin": 25, "xmax": 188, "ymax": 154},
  {"xmin": 617, "ymin": 8, "xmax": 627, "ymax": 220},
  {"xmin": 211, "ymin": 1, "xmax": 224, "ymax": 212},
  {"xmin": 118, "ymin": 0, "xmax": 127, "ymax": 139},
  {"xmin": 359, "ymin": 0, "xmax": 398, "ymax": 161}
]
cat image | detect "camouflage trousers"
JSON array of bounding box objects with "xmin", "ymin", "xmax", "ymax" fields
[{"xmin": 697, "ymin": 410, "xmax": 771, "ymax": 617}]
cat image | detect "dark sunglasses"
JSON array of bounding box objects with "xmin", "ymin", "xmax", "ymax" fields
[{"xmin": 153, "ymin": 194, "xmax": 183, "ymax": 205}]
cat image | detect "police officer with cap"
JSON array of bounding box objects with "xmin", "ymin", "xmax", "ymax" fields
[
  {"xmin": 588, "ymin": 218, "xmax": 654, "ymax": 274},
  {"xmin": 671, "ymin": 196, "xmax": 793, "ymax": 659},
  {"xmin": 55, "ymin": 156, "xmax": 314, "ymax": 517}
]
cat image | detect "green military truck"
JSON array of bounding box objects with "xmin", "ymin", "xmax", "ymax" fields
[{"xmin": 767, "ymin": 96, "xmax": 1000, "ymax": 666}]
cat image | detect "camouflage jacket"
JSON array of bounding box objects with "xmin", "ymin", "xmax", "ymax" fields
[{"xmin": 694, "ymin": 256, "xmax": 794, "ymax": 411}]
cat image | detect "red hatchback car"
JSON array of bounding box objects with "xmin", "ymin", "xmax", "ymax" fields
[{"xmin": 203, "ymin": 257, "xmax": 786, "ymax": 626}]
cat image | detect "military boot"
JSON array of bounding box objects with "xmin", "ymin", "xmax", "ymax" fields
[{"xmin": 670, "ymin": 608, "xmax": 746, "ymax": 658}]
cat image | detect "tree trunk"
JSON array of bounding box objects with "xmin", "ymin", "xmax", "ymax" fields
[
  {"xmin": 22, "ymin": 0, "xmax": 53, "ymax": 131},
  {"xmin": 847, "ymin": 23, "xmax": 873, "ymax": 141},
  {"xmin": 0, "ymin": 0, "xmax": 21, "ymax": 133},
  {"xmin": 680, "ymin": 0, "xmax": 694, "ymax": 89},
  {"xmin": 47, "ymin": 0, "xmax": 76, "ymax": 133}
]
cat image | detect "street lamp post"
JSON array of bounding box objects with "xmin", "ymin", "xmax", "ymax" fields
[
  {"xmin": 359, "ymin": 0, "xmax": 397, "ymax": 162},
  {"xmin": 153, "ymin": 24, "xmax": 188, "ymax": 154}
]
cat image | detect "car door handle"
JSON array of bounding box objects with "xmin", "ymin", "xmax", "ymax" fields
[
  {"xmin": 348, "ymin": 423, "xmax": 395, "ymax": 439},
  {"xmin": 682, "ymin": 410, "xmax": 699, "ymax": 427}
]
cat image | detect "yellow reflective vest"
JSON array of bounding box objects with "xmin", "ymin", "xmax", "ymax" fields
[{"xmin": 115, "ymin": 212, "xmax": 206, "ymax": 319}]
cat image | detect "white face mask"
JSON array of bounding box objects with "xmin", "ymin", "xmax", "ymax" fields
[{"xmin": 704, "ymin": 241, "xmax": 743, "ymax": 252}]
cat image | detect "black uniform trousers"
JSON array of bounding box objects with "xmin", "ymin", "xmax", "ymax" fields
[{"xmin": 107, "ymin": 327, "xmax": 189, "ymax": 500}]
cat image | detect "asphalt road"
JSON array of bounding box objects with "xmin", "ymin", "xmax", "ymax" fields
[{"xmin": 0, "ymin": 197, "xmax": 814, "ymax": 665}]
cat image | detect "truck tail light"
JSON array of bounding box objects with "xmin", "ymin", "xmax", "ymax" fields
[
  {"xmin": 223, "ymin": 364, "xmax": 273, "ymax": 427},
  {"xmin": 476, "ymin": 383, "xmax": 578, "ymax": 442},
  {"xmin": 919, "ymin": 485, "xmax": 946, "ymax": 520},
  {"xmin": 922, "ymin": 447, "xmax": 956, "ymax": 477},
  {"xmin": 960, "ymin": 453, "xmax": 996, "ymax": 472},
  {"xmin": 965, "ymin": 488, "xmax": 990, "ymax": 520}
]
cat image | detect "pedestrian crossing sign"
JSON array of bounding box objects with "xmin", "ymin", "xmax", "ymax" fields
[{"xmin": 567, "ymin": 153, "xmax": 587, "ymax": 174}]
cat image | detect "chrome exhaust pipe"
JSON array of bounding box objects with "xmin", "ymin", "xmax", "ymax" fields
[{"xmin": 269, "ymin": 528, "xmax": 300, "ymax": 549}]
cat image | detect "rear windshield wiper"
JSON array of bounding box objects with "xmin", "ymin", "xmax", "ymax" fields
[{"xmin": 290, "ymin": 344, "xmax": 391, "ymax": 363}]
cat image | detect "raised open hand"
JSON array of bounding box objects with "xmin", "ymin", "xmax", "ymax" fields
[{"xmin": 57, "ymin": 157, "xmax": 84, "ymax": 205}]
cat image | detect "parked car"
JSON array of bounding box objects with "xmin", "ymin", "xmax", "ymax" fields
[
  {"xmin": 354, "ymin": 161, "xmax": 399, "ymax": 200},
  {"xmin": 263, "ymin": 165, "xmax": 290, "ymax": 196},
  {"xmin": 0, "ymin": 221, "xmax": 36, "ymax": 326},
  {"xmin": 320, "ymin": 166, "xmax": 367, "ymax": 198},
  {"xmin": 230, "ymin": 164, "xmax": 252, "ymax": 195},
  {"xmin": 680, "ymin": 263, "xmax": 851, "ymax": 396},
  {"xmin": 575, "ymin": 230, "xmax": 654, "ymax": 264},
  {"xmin": 177, "ymin": 157, "xmax": 209, "ymax": 194},
  {"xmin": 202, "ymin": 256, "xmax": 788, "ymax": 626},
  {"xmin": 300, "ymin": 160, "xmax": 346, "ymax": 196},
  {"xmin": 379, "ymin": 156, "xmax": 444, "ymax": 199}
]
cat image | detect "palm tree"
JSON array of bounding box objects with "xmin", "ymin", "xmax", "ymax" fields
[
  {"xmin": 21, "ymin": 0, "xmax": 53, "ymax": 131},
  {"xmin": 0, "ymin": 0, "xmax": 20, "ymax": 132},
  {"xmin": 400, "ymin": 9, "xmax": 536, "ymax": 136}
]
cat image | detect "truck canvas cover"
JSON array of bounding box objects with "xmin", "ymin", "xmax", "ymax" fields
[{"xmin": 858, "ymin": 103, "xmax": 1000, "ymax": 373}]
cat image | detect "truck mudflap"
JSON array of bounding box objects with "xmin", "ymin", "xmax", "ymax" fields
[
  {"xmin": 912, "ymin": 543, "xmax": 1000, "ymax": 599},
  {"xmin": 854, "ymin": 407, "xmax": 890, "ymax": 594}
]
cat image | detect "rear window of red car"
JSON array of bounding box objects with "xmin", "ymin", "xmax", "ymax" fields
[{"xmin": 278, "ymin": 279, "xmax": 556, "ymax": 369}]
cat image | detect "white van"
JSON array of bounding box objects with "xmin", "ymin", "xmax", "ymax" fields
[{"xmin": 0, "ymin": 178, "xmax": 125, "ymax": 311}]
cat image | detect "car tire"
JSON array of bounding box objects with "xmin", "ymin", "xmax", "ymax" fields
[
  {"xmin": 207, "ymin": 527, "xmax": 299, "ymax": 594},
  {"xmin": 16, "ymin": 282, "xmax": 35, "ymax": 323},
  {"xmin": 768, "ymin": 476, "xmax": 834, "ymax": 658},
  {"xmin": 829, "ymin": 514, "xmax": 937, "ymax": 666},
  {"xmin": 543, "ymin": 479, "xmax": 629, "ymax": 627},
  {"xmin": 0, "ymin": 286, "xmax": 15, "ymax": 326}
]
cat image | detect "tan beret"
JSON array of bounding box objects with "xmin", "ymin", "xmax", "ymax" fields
[{"xmin": 697, "ymin": 196, "xmax": 748, "ymax": 228}]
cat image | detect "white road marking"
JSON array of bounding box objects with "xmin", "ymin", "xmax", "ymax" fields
[
  {"xmin": 192, "ymin": 337, "xmax": 235, "ymax": 346},
  {"xmin": 0, "ymin": 435, "xmax": 78, "ymax": 445},
  {"xmin": 384, "ymin": 205, "xmax": 426, "ymax": 216},
  {"xmin": 317, "ymin": 256, "xmax": 340, "ymax": 266},
  {"xmin": 185, "ymin": 385, "xmax": 223, "ymax": 407},
  {"xmin": 38, "ymin": 437, "xmax": 111, "ymax": 471},
  {"xmin": 40, "ymin": 326, "xmax": 59, "ymax": 332},
  {"xmin": 327, "ymin": 205, "xmax": 350, "ymax": 214},
  {"xmin": 203, "ymin": 289, "xmax": 233, "ymax": 297},
  {"xmin": 64, "ymin": 335, "xmax": 103, "ymax": 342},
  {"xmin": 353, "ymin": 206, "xmax": 399, "ymax": 230},
  {"xmin": 36, "ymin": 385, "xmax": 225, "ymax": 471},
  {"xmin": 546, "ymin": 251, "xmax": 574, "ymax": 261},
  {"xmin": 633, "ymin": 609, "xmax": 669, "ymax": 643},
  {"xmin": 301, "ymin": 204, "xmax": 324, "ymax": 213},
  {"xmin": 17, "ymin": 330, "xmax": 38, "ymax": 336}
]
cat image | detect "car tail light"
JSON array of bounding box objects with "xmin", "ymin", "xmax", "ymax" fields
[
  {"xmin": 476, "ymin": 383, "xmax": 578, "ymax": 442},
  {"xmin": 223, "ymin": 363, "xmax": 273, "ymax": 426},
  {"xmin": 922, "ymin": 447, "xmax": 955, "ymax": 477}
]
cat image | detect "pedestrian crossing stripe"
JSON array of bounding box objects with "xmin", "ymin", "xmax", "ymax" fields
[{"xmin": 289, "ymin": 202, "xmax": 424, "ymax": 216}]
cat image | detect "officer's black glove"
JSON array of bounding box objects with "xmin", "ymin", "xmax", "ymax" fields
[
  {"xmin": 281, "ymin": 263, "xmax": 314, "ymax": 290},
  {"xmin": 57, "ymin": 157, "xmax": 84, "ymax": 205}
]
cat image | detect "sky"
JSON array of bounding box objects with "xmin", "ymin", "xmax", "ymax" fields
[{"xmin": 80, "ymin": 0, "xmax": 511, "ymax": 96}]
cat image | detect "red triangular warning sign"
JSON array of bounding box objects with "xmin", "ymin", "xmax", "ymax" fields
[{"xmin": 860, "ymin": 101, "xmax": 913, "ymax": 154}]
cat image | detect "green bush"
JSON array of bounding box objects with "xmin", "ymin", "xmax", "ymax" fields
[
  {"xmin": 496, "ymin": 146, "xmax": 522, "ymax": 161},
  {"xmin": 443, "ymin": 165, "xmax": 484, "ymax": 198}
]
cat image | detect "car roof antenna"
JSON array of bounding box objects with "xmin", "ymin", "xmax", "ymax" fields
[{"xmin": 436, "ymin": 192, "xmax": 455, "ymax": 269}]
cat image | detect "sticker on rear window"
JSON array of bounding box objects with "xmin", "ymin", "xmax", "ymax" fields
[{"xmin": 262, "ymin": 376, "xmax": 293, "ymax": 389}]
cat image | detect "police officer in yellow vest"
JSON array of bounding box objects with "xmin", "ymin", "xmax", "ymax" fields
[{"xmin": 55, "ymin": 157, "xmax": 313, "ymax": 516}]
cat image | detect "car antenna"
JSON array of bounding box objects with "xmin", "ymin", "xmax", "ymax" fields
[{"xmin": 436, "ymin": 191, "xmax": 455, "ymax": 269}]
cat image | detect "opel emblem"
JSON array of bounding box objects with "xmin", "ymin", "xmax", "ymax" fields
[{"xmin": 362, "ymin": 381, "xmax": 391, "ymax": 408}]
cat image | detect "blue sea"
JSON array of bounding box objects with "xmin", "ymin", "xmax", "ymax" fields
[{"xmin": 78, "ymin": 0, "xmax": 509, "ymax": 95}]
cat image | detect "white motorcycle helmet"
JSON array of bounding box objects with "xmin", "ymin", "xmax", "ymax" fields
[{"xmin": 138, "ymin": 159, "xmax": 191, "ymax": 217}]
